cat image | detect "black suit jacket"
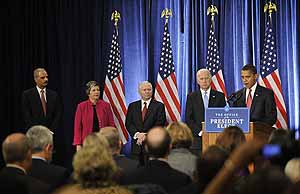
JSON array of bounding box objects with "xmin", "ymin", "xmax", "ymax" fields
[
  {"xmin": 0, "ymin": 166, "xmax": 50, "ymax": 194},
  {"xmin": 28, "ymin": 158, "xmax": 69, "ymax": 191},
  {"xmin": 22, "ymin": 87, "xmax": 62, "ymax": 131},
  {"xmin": 121, "ymin": 160, "xmax": 191, "ymax": 193},
  {"xmin": 232, "ymin": 85, "xmax": 277, "ymax": 126},
  {"xmin": 185, "ymin": 89, "xmax": 226, "ymax": 136},
  {"xmin": 113, "ymin": 155, "xmax": 138, "ymax": 175},
  {"xmin": 125, "ymin": 99, "xmax": 166, "ymax": 136}
]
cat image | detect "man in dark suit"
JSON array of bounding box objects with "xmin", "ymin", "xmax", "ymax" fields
[
  {"xmin": 22, "ymin": 68, "xmax": 62, "ymax": 132},
  {"xmin": 121, "ymin": 127, "xmax": 191, "ymax": 193},
  {"xmin": 231, "ymin": 64, "xmax": 277, "ymax": 126},
  {"xmin": 26, "ymin": 125, "xmax": 69, "ymax": 191},
  {"xmin": 0, "ymin": 133, "xmax": 50, "ymax": 194},
  {"xmin": 125, "ymin": 81, "xmax": 166, "ymax": 165},
  {"xmin": 185, "ymin": 69, "xmax": 226, "ymax": 154},
  {"xmin": 99, "ymin": 126, "xmax": 138, "ymax": 175}
]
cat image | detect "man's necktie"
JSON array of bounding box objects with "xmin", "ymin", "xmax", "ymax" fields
[
  {"xmin": 246, "ymin": 89, "xmax": 252, "ymax": 108},
  {"xmin": 203, "ymin": 91, "xmax": 209, "ymax": 109},
  {"xmin": 40, "ymin": 89, "xmax": 47, "ymax": 116},
  {"xmin": 142, "ymin": 102, "xmax": 147, "ymax": 121}
]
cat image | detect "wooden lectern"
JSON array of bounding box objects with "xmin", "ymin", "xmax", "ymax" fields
[{"xmin": 202, "ymin": 121, "xmax": 275, "ymax": 152}]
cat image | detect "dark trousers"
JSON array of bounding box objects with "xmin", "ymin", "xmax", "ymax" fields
[
  {"xmin": 190, "ymin": 136, "xmax": 202, "ymax": 157},
  {"xmin": 130, "ymin": 142, "xmax": 148, "ymax": 166}
]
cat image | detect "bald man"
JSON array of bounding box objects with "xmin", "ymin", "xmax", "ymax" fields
[
  {"xmin": 185, "ymin": 69, "xmax": 226, "ymax": 154},
  {"xmin": 121, "ymin": 127, "xmax": 191, "ymax": 193},
  {"xmin": 0, "ymin": 133, "xmax": 50, "ymax": 194}
]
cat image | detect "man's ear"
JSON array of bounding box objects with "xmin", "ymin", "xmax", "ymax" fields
[{"xmin": 45, "ymin": 144, "xmax": 53, "ymax": 152}]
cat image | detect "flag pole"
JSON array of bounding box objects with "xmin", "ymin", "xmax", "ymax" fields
[
  {"xmin": 161, "ymin": 8, "xmax": 172, "ymax": 24},
  {"xmin": 111, "ymin": 10, "xmax": 121, "ymax": 35}
]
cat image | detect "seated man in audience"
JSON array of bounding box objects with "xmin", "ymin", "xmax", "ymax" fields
[
  {"xmin": 0, "ymin": 133, "xmax": 50, "ymax": 194},
  {"xmin": 26, "ymin": 125, "xmax": 69, "ymax": 190},
  {"xmin": 99, "ymin": 127, "xmax": 138, "ymax": 176},
  {"xmin": 121, "ymin": 127, "xmax": 191, "ymax": 193}
]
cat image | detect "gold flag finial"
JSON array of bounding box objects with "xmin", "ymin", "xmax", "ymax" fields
[
  {"xmin": 264, "ymin": 1, "xmax": 277, "ymax": 16},
  {"xmin": 207, "ymin": 5, "xmax": 218, "ymax": 22},
  {"xmin": 161, "ymin": 8, "xmax": 173, "ymax": 24},
  {"xmin": 111, "ymin": 10, "xmax": 121, "ymax": 27}
]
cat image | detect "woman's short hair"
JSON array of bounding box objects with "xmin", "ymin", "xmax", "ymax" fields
[
  {"xmin": 216, "ymin": 126, "xmax": 246, "ymax": 152},
  {"xmin": 73, "ymin": 133, "xmax": 117, "ymax": 188},
  {"xmin": 85, "ymin": 80, "xmax": 100, "ymax": 95},
  {"xmin": 166, "ymin": 121, "xmax": 193, "ymax": 149}
]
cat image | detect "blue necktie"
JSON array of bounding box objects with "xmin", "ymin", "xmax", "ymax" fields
[{"xmin": 203, "ymin": 91, "xmax": 209, "ymax": 109}]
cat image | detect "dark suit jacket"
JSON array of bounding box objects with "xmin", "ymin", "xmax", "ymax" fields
[
  {"xmin": 114, "ymin": 154, "xmax": 138, "ymax": 175},
  {"xmin": 28, "ymin": 158, "xmax": 69, "ymax": 191},
  {"xmin": 232, "ymin": 85, "xmax": 277, "ymax": 126},
  {"xmin": 125, "ymin": 99, "xmax": 166, "ymax": 155},
  {"xmin": 185, "ymin": 89, "xmax": 226, "ymax": 136},
  {"xmin": 121, "ymin": 160, "xmax": 191, "ymax": 193},
  {"xmin": 22, "ymin": 87, "xmax": 62, "ymax": 131},
  {"xmin": 126, "ymin": 99, "xmax": 166, "ymax": 136},
  {"xmin": 0, "ymin": 166, "xmax": 50, "ymax": 194}
]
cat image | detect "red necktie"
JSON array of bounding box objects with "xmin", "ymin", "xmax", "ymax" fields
[
  {"xmin": 246, "ymin": 89, "xmax": 252, "ymax": 108},
  {"xmin": 40, "ymin": 89, "xmax": 47, "ymax": 116},
  {"xmin": 142, "ymin": 102, "xmax": 147, "ymax": 121}
]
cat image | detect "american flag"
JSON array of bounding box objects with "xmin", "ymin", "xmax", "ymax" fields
[
  {"xmin": 259, "ymin": 19, "xmax": 288, "ymax": 129},
  {"xmin": 103, "ymin": 27, "xmax": 129, "ymax": 144},
  {"xmin": 154, "ymin": 22, "xmax": 181, "ymax": 123},
  {"xmin": 206, "ymin": 22, "xmax": 227, "ymax": 97}
]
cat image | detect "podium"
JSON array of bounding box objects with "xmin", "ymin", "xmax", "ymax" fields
[{"xmin": 202, "ymin": 121, "xmax": 275, "ymax": 152}]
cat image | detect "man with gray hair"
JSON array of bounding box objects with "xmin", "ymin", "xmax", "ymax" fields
[
  {"xmin": 99, "ymin": 127, "xmax": 138, "ymax": 175},
  {"xmin": 0, "ymin": 133, "xmax": 50, "ymax": 194},
  {"xmin": 185, "ymin": 68, "xmax": 226, "ymax": 154},
  {"xmin": 26, "ymin": 125, "xmax": 69, "ymax": 190},
  {"xmin": 126, "ymin": 81, "xmax": 166, "ymax": 165}
]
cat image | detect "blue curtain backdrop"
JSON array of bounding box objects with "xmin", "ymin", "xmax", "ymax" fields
[
  {"xmin": 117, "ymin": 0, "xmax": 299, "ymax": 130},
  {"xmin": 2, "ymin": 0, "xmax": 299, "ymax": 169}
]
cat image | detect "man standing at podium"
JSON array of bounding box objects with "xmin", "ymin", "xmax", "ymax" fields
[
  {"xmin": 231, "ymin": 64, "xmax": 277, "ymax": 126},
  {"xmin": 185, "ymin": 69, "xmax": 226, "ymax": 155}
]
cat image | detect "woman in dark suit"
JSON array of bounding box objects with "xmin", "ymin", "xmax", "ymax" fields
[{"xmin": 73, "ymin": 81, "xmax": 114, "ymax": 151}]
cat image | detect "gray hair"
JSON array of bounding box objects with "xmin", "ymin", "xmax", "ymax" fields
[
  {"xmin": 138, "ymin": 81, "xmax": 152, "ymax": 91},
  {"xmin": 26, "ymin": 125, "xmax": 53, "ymax": 153},
  {"xmin": 196, "ymin": 68, "xmax": 212, "ymax": 79},
  {"xmin": 33, "ymin": 68, "xmax": 47, "ymax": 79}
]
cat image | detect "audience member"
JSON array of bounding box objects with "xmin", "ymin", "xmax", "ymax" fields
[
  {"xmin": 166, "ymin": 121, "xmax": 197, "ymax": 178},
  {"xmin": 216, "ymin": 126, "xmax": 246, "ymax": 153},
  {"xmin": 26, "ymin": 125, "xmax": 69, "ymax": 190},
  {"xmin": 284, "ymin": 158, "xmax": 300, "ymax": 183},
  {"xmin": 73, "ymin": 80, "xmax": 115, "ymax": 151},
  {"xmin": 121, "ymin": 127, "xmax": 191, "ymax": 193},
  {"xmin": 0, "ymin": 133, "xmax": 50, "ymax": 194},
  {"xmin": 54, "ymin": 133, "xmax": 131, "ymax": 194},
  {"xmin": 99, "ymin": 127, "xmax": 138, "ymax": 175}
]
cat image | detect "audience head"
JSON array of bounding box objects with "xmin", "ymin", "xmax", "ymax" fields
[
  {"xmin": 26, "ymin": 125, "xmax": 53, "ymax": 162},
  {"xmin": 196, "ymin": 145, "xmax": 229, "ymax": 186},
  {"xmin": 34, "ymin": 68, "xmax": 48, "ymax": 89},
  {"xmin": 166, "ymin": 121, "xmax": 193, "ymax": 149},
  {"xmin": 138, "ymin": 81, "xmax": 153, "ymax": 101},
  {"xmin": 99, "ymin": 127, "xmax": 122, "ymax": 155},
  {"xmin": 284, "ymin": 158, "xmax": 300, "ymax": 183},
  {"xmin": 268, "ymin": 128, "xmax": 290, "ymax": 144},
  {"xmin": 2, "ymin": 133, "xmax": 32, "ymax": 171},
  {"xmin": 216, "ymin": 126, "xmax": 246, "ymax": 153},
  {"xmin": 241, "ymin": 64, "xmax": 258, "ymax": 89},
  {"xmin": 240, "ymin": 166, "xmax": 292, "ymax": 194},
  {"xmin": 196, "ymin": 68, "xmax": 212, "ymax": 91},
  {"xmin": 73, "ymin": 133, "xmax": 117, "ymax": 188},
  {"xmin": 145, "ymin": 127, "xmax": 171, "ymax": 159}
]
